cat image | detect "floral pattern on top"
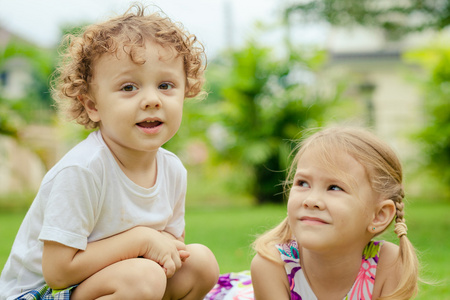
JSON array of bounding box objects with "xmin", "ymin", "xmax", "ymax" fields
[
  {"xmin": 276, "ymin": 240, "xmax": 383, "ymax": 300},
  {"xmin": 203, "ymin": 240, "xmax": 382, "ymax": 300}
]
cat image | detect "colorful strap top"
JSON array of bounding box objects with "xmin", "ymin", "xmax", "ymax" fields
[{"xmin": 276, "ymin": 240, "xmax": 383, "ymax": 300}]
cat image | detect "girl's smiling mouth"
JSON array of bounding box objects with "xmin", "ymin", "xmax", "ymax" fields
[{"xmin": 299, "ymin": 216, "xmax": 329, "ymax": 225}]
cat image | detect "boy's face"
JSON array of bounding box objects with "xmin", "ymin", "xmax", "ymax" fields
[{"xmin": 85, "ymin": 40, "xmax": 186, "ymax": 157}]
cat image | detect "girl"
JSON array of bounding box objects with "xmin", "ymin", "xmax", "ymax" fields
[
  {"xmin": 251, "ymin": 126, "xmax": 419, "ymax": 300},
  {"xmin": 0, "ymin": 4, "xmax": 219, "ymax": 300}
]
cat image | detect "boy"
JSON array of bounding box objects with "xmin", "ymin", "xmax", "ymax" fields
[{"xmin": 0, "ymin": 4, "xmax": 219, "ymax": 300}]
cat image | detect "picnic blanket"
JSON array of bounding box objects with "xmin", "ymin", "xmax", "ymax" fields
[{"xmin": 204, "ymin": 270, "xmax": 254, "ymax": 300}]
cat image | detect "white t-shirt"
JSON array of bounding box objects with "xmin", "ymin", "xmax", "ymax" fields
[{"xmin": 0, "ymin": 130, "xmax": 186, "ymax": 300}]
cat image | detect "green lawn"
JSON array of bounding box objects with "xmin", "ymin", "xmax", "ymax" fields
[{"xmin": 1, "ymin": 200, "xmax": 449, "ymax": 298}]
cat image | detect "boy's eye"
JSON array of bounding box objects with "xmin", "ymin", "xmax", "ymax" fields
[
  {"xmin": 159, "ymin": 82, "xmax": 173, "ymax": 90},
  {"xmin": 121, "ymin": 84, "xmax": 137, "ymax": 92}
]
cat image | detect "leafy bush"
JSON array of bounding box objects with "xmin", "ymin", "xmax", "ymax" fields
[
  {"xmin": 405, "ymin": 44, "xmax": 450, "ymax": 196},
  {"xmin": 173, "ymin": 42, "xmax": 346, "ymax": 204}
]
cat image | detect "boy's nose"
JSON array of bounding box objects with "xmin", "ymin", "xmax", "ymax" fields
[{"xmin": 140, "ymin": 89, "xmax": 162, "ymax": 110}]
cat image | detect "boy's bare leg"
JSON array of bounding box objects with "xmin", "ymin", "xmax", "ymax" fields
[
  {"xmin": 71, "ymin": 258, "xmax": 166, "ymax": 300},
  {"xmin": 163, "ymin": 244, "xmax": 219, "ymax": 300}
]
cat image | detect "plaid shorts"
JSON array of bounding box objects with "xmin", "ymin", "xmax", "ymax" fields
[{"xmin": 15, "ymin": 284, "xmax": 77, "ymax": 300}]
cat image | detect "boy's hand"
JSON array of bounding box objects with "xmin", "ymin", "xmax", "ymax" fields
[
  {"xmin": 179, "ymin": 249, "xmax": 190, "ymax": 262},
  {"xmin": 160, "ymin": 230, "xmax": 190, "ymax": 262},
  {"xmin": 138, "ymin": 227, "xmax": 187, "ymax": 278}
]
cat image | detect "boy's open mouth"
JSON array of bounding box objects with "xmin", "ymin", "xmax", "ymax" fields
[{"xmin": 137, "ymin": 120, "xmax": 162, "ymax": 128}]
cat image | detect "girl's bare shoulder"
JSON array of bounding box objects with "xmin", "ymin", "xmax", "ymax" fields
[
  {"xmin": 251, "ymin": 246, "xmax": 290, "ymax": 300},
  {"xmin": 373, "ymin": 241, "xmax": 402, "ymax": 297},
  {"xmin": 379, "ymin": 241, "xmax": 400, "ymax": 265},
  {"xmin": 251, "ymin": 245, "xmax": 285, "ymax": 276}
]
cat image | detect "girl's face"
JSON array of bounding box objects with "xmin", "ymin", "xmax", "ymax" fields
[
  {"xmin": 287, "ymin": 146, "xmax": 380, "ymax": 253},
  {"xmin": 85, "ymin": 39, "xmax": 186, "ymax": 158}
]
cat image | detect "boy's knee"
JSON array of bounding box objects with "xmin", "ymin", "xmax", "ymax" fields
[
  {"xmin": 186, "ymin": 244, "xmax": 220, "ymax": 287},
  {"xmin": 120, "ymin": 258, "xmax": 167, "ymax": 299},
  {"xmin": 73, "ymin": 258, "xmax": 167, "ymax": 300},
  {"xmin": 164, "ymin": 244, "xmax": 219, "ymax": 299}
]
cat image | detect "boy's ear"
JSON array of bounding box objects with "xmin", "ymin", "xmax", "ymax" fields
[
  {"xmin": 78, "ymin": 95, "xmax": 100, "ymax": 122},
  {"xmin": 369, "ymin": 199, "xmax": 396, "ymax": 234}
]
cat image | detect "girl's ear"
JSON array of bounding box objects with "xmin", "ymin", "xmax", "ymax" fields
[
  {"xmin": 369, "ymin": 199, "xmax": 396, "ymax": 234},
  {"xmin": 79, "ymin": 95, "xmax": 100, "ymax": 122}
]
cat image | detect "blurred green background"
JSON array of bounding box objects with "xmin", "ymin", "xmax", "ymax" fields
[{"xmin": 1, "ymin": 1, "xmax": 449, "ymax": 298}]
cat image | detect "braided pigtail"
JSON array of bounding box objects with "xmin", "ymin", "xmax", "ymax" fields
[
  {"xmin": 393, "ymin": 192, "xmax": 408, "ymax": 238},
  {"xmin": 379, "ymin": 190, "xmax": 419, "ymax": 299}
]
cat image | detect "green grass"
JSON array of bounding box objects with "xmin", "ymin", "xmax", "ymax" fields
[
  {"xmin": 184, "ymin": 205, "xmax": 287, "ymax": 274},
  {"xmin": 1, "ymin": 200, "xmax": 449, "ymax": 298},
  {"xmin": 0, "ymin": 210, "xmax": 26, "ymax": 267}
]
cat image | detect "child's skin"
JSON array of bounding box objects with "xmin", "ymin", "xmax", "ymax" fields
[
  {"xmin": 252, "ymin": 143, "xmax": 402, "ymax": 299},
  {"xmin": 0, "ymin": 5, "xmax": 220, "ymax": 299},
  {"xmin": 41, "ymin": 38, "xmax": 218, "ymax": 300},
  {"xmin": 81, "ymin": 40, "xmax": 185, "ymax": 188}
]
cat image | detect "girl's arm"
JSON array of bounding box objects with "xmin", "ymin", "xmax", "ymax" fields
[
  {"xmin": 372, "ymin": 241, "xmax": 402, "ymax": 298},
  {"xmin": 251, "ymin": 251, "xmax": 290, "ymax": 300},
  {"xmin": 42, "ymin": 226, "xmax": 185, "ymax": 289}
]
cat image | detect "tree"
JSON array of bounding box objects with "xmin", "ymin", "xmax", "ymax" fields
[
  {"xmin": 203, "ymin": 42, "xmax": 337, "ymax": 204},
  {"xmin": 0, "ymin": 38, "xmax": 54, "ymax": 135},
  {"xmin": 284, "ymin": 0, "xmax": 450, "ymax": 39},
  {"xmin": 405, "ymin": 45, "xmax": 450, "ymax": 194},
  {"xmin": 285, "ymin": 0, "xmax": 450, "ymax": 197}
]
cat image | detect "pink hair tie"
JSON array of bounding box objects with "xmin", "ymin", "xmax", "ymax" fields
[{"xmin": 394, "ymin": 222, "xmax": 408, "ymax": 238}]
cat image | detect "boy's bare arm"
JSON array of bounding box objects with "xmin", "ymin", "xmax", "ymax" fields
[
  {"xmin": 42, "ymin": 226, "xmax": 185, "ymax": 289},
  {"xmin": 161, "ymin": 229, "xmax": 185, "ymax": 242}
]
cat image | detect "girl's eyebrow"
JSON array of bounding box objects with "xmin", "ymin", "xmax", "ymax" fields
[
  {"xmin": 293, "ymin": 170, "xmax": 315, "ymax": 182},
  {"xmin": 294, "ymin": 168, "xmax": 349, "ymax": 186},
  {"xmin": 293, "ymin": 169, "xmax": 309, "ymax": 177}
]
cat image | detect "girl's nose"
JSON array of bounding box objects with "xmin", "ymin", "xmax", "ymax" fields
[{"xmin": 302, "ymin": 191, "xmax": 324, "ymax": 210}]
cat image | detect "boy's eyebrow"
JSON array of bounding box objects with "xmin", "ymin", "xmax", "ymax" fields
[
  {"xmin": 107, "ymin": 68, "xmax": 135, "ymax": 82},
  {"xmin": 105, "ymin": 65, "xmax": 185, "ymax": 86}
]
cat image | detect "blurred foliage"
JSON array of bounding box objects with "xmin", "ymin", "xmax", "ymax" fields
[
  {"xmin": 0, "ymin": 38, "xmax": 55, "ymax": 136},
  {"xmin": 284, "ymin": 0, "xmax": 450, "ymax": 39},
  {"xmin": 404, "ymin": 43, "xmax": 450, "ymax": 195},
  {"xmin": 169, "ymin": 40, "xmax": 349, "ymax": 204},
  {"xmin": 208, "ymin": 44, "xmax": 333, "ymax": 204},
  {"xmin": 5, "ymin": 15, "xmax": 448, "ymax": 205},
  {"xmin": 0, "ymin": 22, "xmax": 90, "ymax": 137},
  {"xmin": 0, "ymin": 101, "xmax": 23, "ymax": 136},
  {"xmin": 285, "ymin": 0, "xmax": 450, "ymax": 198}
]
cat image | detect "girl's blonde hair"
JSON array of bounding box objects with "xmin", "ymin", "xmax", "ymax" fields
[
  {"xmin": 253, "ymin": 126, "xmax": 419, "ymax": 299},
  {"xmin": 52, "ymin": 3, "xmax": 206, "ymax": 129}
]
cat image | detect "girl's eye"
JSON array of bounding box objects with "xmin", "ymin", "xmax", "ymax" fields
[
  {"xmin": 159, "ymin": 82, "xmax": 173, "ymax": 90},
  {"xmin": 329, "ymin": 185, "xmax": 344, "ymax": 191},
  {"xmin": 121, "ymin": 84, "xmax": 137, "ymax": 92},
  {"xmin": 296, "ymin": 180, "xmax": 310, "ymax": 188}
]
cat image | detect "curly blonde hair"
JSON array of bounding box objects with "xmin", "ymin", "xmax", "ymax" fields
[{"xmin": 52, "ymin": 3, "xmax": 206, "ymax": 129}]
